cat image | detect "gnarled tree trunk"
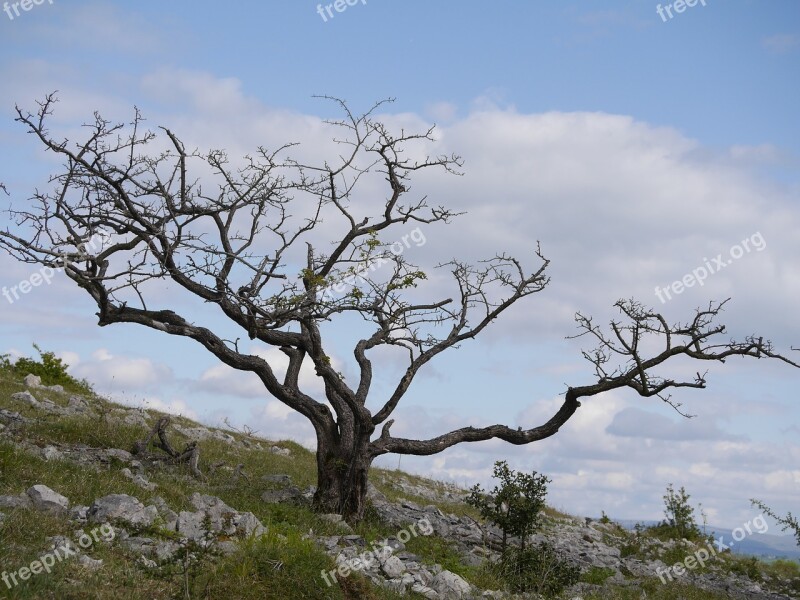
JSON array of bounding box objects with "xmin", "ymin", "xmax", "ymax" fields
[{"xmin": 312, "ymin": 430, "xmax": 373, "ymax": 522}]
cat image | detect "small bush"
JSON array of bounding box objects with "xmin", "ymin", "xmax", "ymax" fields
[
  {"xmin": 494, "ymin": 542, "xmax": 580, "ymax": 597},
  {"xmin": 651, "ymin": 484, "xmax": 703, "ymax": 542},
  {"xmin": 1, "ymin": 343, "xmax": 92, "ymax": 392},
  {"xmin": 466, "ymin": 460, "xmax": 549, "ymax": 552}
]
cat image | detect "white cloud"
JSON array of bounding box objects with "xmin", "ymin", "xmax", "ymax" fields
[
  {"xmin": 70, "ymin": 350, "xmax": 173, "ymax": 391},
  {"xmin": 137, "ymin": 396, "xmax": 199, "ymax": 421},
  {"xmin": 195, "ymin": 344, "xmax": 344, "ymax": 400}
]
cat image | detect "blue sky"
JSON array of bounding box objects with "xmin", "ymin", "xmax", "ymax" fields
[{"xmin": 1, "ymin": 1, "xmax": 798, "ymax": 532}]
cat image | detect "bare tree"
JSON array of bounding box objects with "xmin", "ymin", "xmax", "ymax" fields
[{"xmin": 1, "ymin": 94, "xmax": 798, "ymax": 521}]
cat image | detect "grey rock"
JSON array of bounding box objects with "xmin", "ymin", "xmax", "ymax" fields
[
  {"xmin": 190, "ymin": 493, "xmax": 237, "ymax": 534},
  {"xmin": 70, "ymin": 505, "xmax": 90, "ymax": 523},
  {"xmin": 269, "ymin": 445, "xmax": 291, "ymax": 456},
  {"xmin": 0, "ymin": 409, "xmax": 30, "ymax": 425},
  {"xmin": 175, "ymin": 425, "xmax": 235, "ymax": 444},
  {"xmin": 121, "ymin": 536, "xmax": 155, "ymax": 554},
  {"xmin": 154, "ymin": 540, "xmax": 180, "ymax": 561},
  {"xmin": 0, "ymin": 493, "xmax": 32, "ymax": 509},
  {"xmin": 430, "ymin": 570, "xmax": 472, "ymax": 600},
  {"xmin": 382, "ymin": 555, "xmax": 406, "ymax": 578},
  {"xmin": 47, "ymin": 535, "xmax": 76, "ymax": 553},
  {"xmin": 11, "ymin": 391, "xmax": 39, "ymax": 407},
  {"xmin": 261, "ymin": 486, "xmax": 303, "ymax": 504},
  {"xmin": 120, "ymin": 468, "xmax": 157, "ymax": 491},
  {"xmin": 26, "ymin": 484, "xmax": 69, "ymax": 514},
  {"xmin": 78, "ymin": 555, "xmax": 103, "ymax": 570},
  {"xmin": 66, "ymin": 396, "xmax": 91, "ymax": 414},
  {"xmin": 41, "ymin": 445, "xmax": 62, "ymax": 461},
  {"xmin": 88, "ymin": 494, "xmax": 157, "ymax": 528},
  {"xmin": 320, "ymin": 513, "xmax": 354, "ymax": 533},
  {"xmin": 104, "ymin": 448, "xmax": 133, "ymax": 462},
  {"xmin": 176, "ymin": 510, "xmax": 207, "ymax": 539},
  {"xmin": 122, "ymin": 411, "xmax": 150, "ymax": 428},
  {"xmin": 411, "ymin": 583, "xmax": 440, "ymax": 599},
  {"xmin": 23, "ymin": 374, "xmax": 42, "ymax": 388},
  {"xmin": 138, "ymin": 555, "xmax": 158, "ymax": 569},
  {"xmin": 235, "ymin": 511, "xmax": 267, "ymax": 538}
]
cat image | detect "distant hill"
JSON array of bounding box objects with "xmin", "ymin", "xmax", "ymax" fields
[{"xmin": 613, "ymin": 519, "xmax": 800, "ymax": 560}]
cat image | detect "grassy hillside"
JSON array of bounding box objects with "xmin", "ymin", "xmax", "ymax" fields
[{"xmin": 0, "ymin": 362, "xmax": 797, "ymax": 600}]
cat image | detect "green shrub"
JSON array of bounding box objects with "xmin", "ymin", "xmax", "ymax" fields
[
  {"xmin": 1, "ymin": 343, "xmax": 92, "ymax": 392},
  {"xmin": 466, "ymin": 460, "xmax": 549, "ymax": 552},
  {"xmin": 651, "ymin": 484, "xmax": 703, "ymax": 542},
  {"xmin": 493, "ymin": 542, "xmax": 580, "ymax": 597}
]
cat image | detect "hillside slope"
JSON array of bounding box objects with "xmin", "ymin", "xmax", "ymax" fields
[{"xmin": 0, "ymin": 369, "xmax": 798, "ymax": 600}]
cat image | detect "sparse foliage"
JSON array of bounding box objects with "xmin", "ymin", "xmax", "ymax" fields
[{"xmin": 751, "ymin": 499, "xmax": 800, "ymax": 546}]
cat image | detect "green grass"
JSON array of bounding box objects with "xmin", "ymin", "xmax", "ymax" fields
[
  {"xmin": 581, "ymin": 578, "xmax": 734, "ymax": 599},
  {"xmin": 581, "ymin": 566, "xmax": 617, "ymax": 585}
]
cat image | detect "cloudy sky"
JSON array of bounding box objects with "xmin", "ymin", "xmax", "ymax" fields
[{"xmin": 0, "ymin": 1, "xmax": 798, "ymax": 533}]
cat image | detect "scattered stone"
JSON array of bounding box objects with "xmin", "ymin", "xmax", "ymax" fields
[
  {"xmin": 261, "ymin": 486, "xmax": 303, "ymax": 504},
  {"xmin": 47, "ymin": 535, "xmax": 75, "ymax": 552},
  {"xmin": 105, "ymin": 448, "xmax": 133, "ymax": 463},
  {"xmin": 154, "ymin": 540, "xmax": 180, "ymax": 561},
  {"xmin": 78, "ymin": 555, "xmax": 104, "ymax": 571},
  {"xmin": 268, "ymin": 445, "xmax": 291, "ymax": 457},
  {"xmin": 23, "ymin": 374, "xmax": 42, "ymax": 388},
  {"xmin": 26, "ymin": 484, "xmax": 69, "ymax": 515},
  {"xmin": 41, "ymin": 445, "xmax": 62, "ymax": 461},
  {"xmin": 319, "ymin": 513, "xmax": 354, "ymax": 533},
  {"xmin": 120, "ymin": 468, "xmax": 157, "ymax": 491},
  {"xmin": 11, "ymin": 391, "xmax": 39, "ymax": 407},
  {"xmin": 70, "ymin": 505, "xmax": 90, "ymax": 523},
  {"xmin": 0, "ymin": 493, "xmax": 32, "ymax": 509},
  {"xmin": 381, "ymin": 555, "xmax": 406, "ymax": 578},
  {"xmin": 67, "ymin": 396, "xmax": 91, "ymax": 414},
  {"xmin": 175, "ymin": 425, "xmax": 235, "ymax": 444},
  {"xmin": 430, "ymin": 570, "xmax": 472, "ymax": 599},
  {"xmin": 88, "ymin": 494, "xmax": 157, "ymax": 528},
  {"xmin": 235, "ymin": 511, "xmax": 267, "ymax": 538},
  {"xmin": 123, "ymin": 411, "xmax": 150, "ymax": 428},
  {"xmin": 137, "ymin": 555, "xmax": 158, "ymax": 569},
  {"xmin": 0, "ymin": 408, "xmax": 30, "ymax": 425}
]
